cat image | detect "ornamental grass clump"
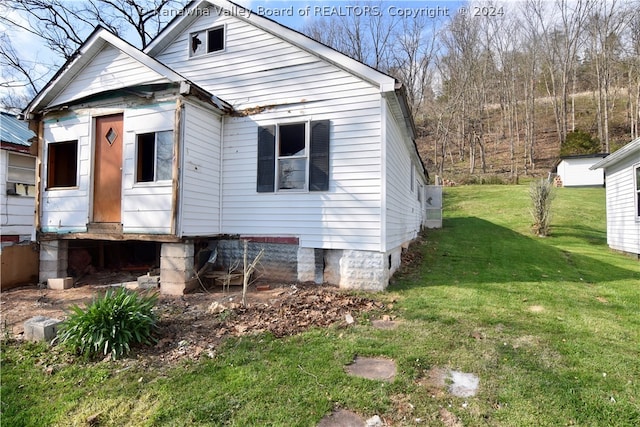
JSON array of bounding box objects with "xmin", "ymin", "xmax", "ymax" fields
[
  {"xmin": 58, "ymin": 288, "xmax": 158, "ymax": 360},
  {"xmin": 529, "ymin": 178, "xmax": 555, "ymax": 237}
]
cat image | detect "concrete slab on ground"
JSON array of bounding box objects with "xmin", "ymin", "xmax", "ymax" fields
[{"xmin": 345, "ymin": 356, "xmax": 396, "ymax": 382}]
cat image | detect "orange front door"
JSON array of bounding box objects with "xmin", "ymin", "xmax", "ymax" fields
[{"xmin": 93, "ymin": 114, "xmax": 123, "ymax": 223}]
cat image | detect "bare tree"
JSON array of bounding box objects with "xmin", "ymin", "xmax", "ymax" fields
[
  {"xmin": 0, "ymin": 0, "xmax": 186, "ymax": 110},
  {"xmin": 585, "ymin": 0, "xmax": 628, "ymax": 152},
  {"xmin": 528, "ymin": 0, "xmax": 593, "ymax": 146}
]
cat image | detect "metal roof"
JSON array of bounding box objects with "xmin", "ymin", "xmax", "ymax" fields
[{"xmin": 0, "ymin": 112, "xmax": 35, "ymax": 146}]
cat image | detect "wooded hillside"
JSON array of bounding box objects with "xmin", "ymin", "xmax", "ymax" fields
[{"xmin": 302, "ymin": 0, "xmax": 640, "ymax": 182}]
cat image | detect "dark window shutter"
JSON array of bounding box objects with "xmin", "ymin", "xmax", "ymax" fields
[
  {"xmin": 309, "ymin": 120, "xmax": 330, "ymax": 191},
  {"xmin": 257, "ymin": 125, "xmax": 275, "ymax": 192}
]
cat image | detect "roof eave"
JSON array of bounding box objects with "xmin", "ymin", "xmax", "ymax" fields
[{"xmin": 590, "ymin": 138, "xmax": 640, "ymax": 170}]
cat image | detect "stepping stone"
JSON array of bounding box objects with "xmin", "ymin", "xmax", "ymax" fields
[
  {"xmin": 371, "ymin": 319, "xmax": 398, "ymax": 330},
  {"xmin": 420, "ymin": 367, "xmax": 480, "ymax": 398},
  {"xmin": 317, "ymin": 409, "xmax": 365, "ymax": 427},
  {"xmin": 448, "ymin": 370, "xmax": 479, "ymax": 397},
  {"xmin": 345, "ymin": 356, "xmax": 396, "ymax": 382}
]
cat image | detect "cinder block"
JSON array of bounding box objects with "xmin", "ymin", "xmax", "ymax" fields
[
  {"xmin": 47, "ymin": 277, "xmax": 73, "ymax": 290},
  {"xmin": 161, "ymin": 242, "xmax": 194, "ymax": 258},
  {"xmin": 137, "ymin": 274, "xmax": 160, "ymax": 289},
  {"xmin": 24, "ymin": 316, "xmax": 62, "ymax": 342}
]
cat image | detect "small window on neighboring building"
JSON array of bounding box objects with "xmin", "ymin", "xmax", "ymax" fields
[
  {"xmin": 136, "ymin": 131, "xmax": 173, "ymax": 183},
  {"xmin": 636, "ymin": 165, "xmax": 640, "ymax": 217},
  {"xmin": 47, "ymin": 141, "xmax": 78, "ymax": 188},
  {"xmin": 7, "ymin": 152, "xmax": 36, "ymax": 196},
  {"xmin": 190, "ymin": 26, "xmax": 224, "ymax": 57}
]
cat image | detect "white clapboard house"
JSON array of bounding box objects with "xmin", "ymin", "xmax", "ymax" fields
[
  {"xmin": 1, "ymin": 112, "xmax": 39, "ymax": 289},
  {"xmin": 591, "ymin": 138, "xmax": 640, "ymax": 256},
  {"xmin": 24, "ymin": 0, "xmax": 429, "ymax": 293}
]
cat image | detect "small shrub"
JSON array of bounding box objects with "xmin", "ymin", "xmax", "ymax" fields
[
  {"xmin": 58, "ymin": 288, "xmax": 158, "ymax": 360},
  {"xmin": 529, "ymin": 179, "xmax": 555, "ymax": 237},
  {"xmin": 560, "ymin": 130, "xmax": 601, "ymax": 156}
]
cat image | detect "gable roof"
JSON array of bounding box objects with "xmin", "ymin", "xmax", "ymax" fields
[
  {"xmin": 144, "ymin": 0, "xmax": 420, "ymax": 159},
  {"xmin": 24, "ymin": 26, "xmax": 231, "ymax": 116},
  {"xmin": 146, "ymin": 0, "xmax": 397, "ymax": 92},
  {"xmin": 590, "ymin": 138, "xmax": 640, "ymax": 170}
]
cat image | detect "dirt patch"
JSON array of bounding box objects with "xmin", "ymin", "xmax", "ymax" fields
[
  {"xmin": 1, "ymin": 278, "xmax": 385, "ymax": 366},
  {"xmin": 527, "ymin": 305, "xmax": 545, "ymax": 313}
]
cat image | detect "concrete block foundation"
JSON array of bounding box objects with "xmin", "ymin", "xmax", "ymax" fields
[
  {"xmin": 39, "ymin": 240, "xmax": 68, "ymax": 284},
  {"xmin": 160, "ymin": 241, "xmax": 196, "ymax": 295}
]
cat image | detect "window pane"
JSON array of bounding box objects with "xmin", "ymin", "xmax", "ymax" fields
[
  {"xmin": 208, "ymin": 27, "xmax": 224, "ymax": 52},
  {"xmin": 190, "ymin": 30, "xmax": 206, "ymax": 56},
  {"xmin": 279, "ymin": 123, "xmax": 306, "ymax": 156},
  {"xmin": 636, "ymin": 166, "xmax": 640, "ymax": 191},
  {"xmin": 278, "ymin": 158, "xmax": 306, "ymax": 190},
  {"xmin": 8, "ymin": 153, "xmax": 35, "ymax": 185},
  {"xmin": 137, "ymin": 133, "xmax": 155, "ymax": 182},
  {"xmin": 156, "ymin": 131, "xmax": 173, "ymax": 181},
  {"xmin": 48, "ymin": 141, "xmax": 77, "ymax": 188}
]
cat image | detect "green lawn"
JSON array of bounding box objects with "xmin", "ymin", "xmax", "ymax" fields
[{"xmin": 2, "ymin": 185, "xmax": 639, "ymax": 426}]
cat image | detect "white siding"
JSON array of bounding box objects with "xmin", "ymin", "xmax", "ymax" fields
[
  {"xmin": 179, "ymin": 101, "xmax": 222, "ymax": 236},
  {"xmin": 41, "ymin": 102, "xmax": 177, "ymax": 235},
  {"xmin": 50, "ymin": 44, "xmax": 170, "ymax": 107},
  {"xmin": 557, "ymin": 158, "xmax": 604, "ymax": 187},
  {"xmin": 42, "ymin": 115, "xmax": 92, "ymax": 233},
  {"xmin": 384, "ymin": 100, "xmax": 423, "ymax": 251},
  {"xmin": 604, "ymin": 158, "xmax": 640, "ymax": 254},
  {"xmin": 121, "ymin": 103, "xmax": 175, "ymax": 234},
  {"xmin": 156, "ymin": 11, "xmax": 385, "ymax": 251},
  {"xmin": 0, "ymin": 150, "xmax": 35, "ymax": 240}
]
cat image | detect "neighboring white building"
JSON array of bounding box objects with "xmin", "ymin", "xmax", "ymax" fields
[
  {"xmin": 553, "ymin": 154, "xmax": 607, "ymax": 187},
  {"xmin": 1, "ymin": 112, "xmax": 36, "ymax": 245},
  {"xmin": 1, "ymin": 112, "xmax": 39, "ymax": 290},
  {"xmin": 24, "ymin": 0, "xmax": 429, "ymax": 293},
  {"xmin": 591, "ymin": 138, "xmax": 640, "ymax": 256}
]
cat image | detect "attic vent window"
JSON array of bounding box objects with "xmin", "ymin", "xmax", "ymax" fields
[
  {"xmin": 190, "ymin": 26, "xmax": 224, "ymax": 57},
  {"xmin": 105, "ymin": 127, "xmax": 117, "ymax": 145}
]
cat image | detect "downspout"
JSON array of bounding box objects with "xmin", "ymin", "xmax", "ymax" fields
[
  {"xmin": 218, "ymin": 116, "xmax": 224, "ymax": 234},
  {"xmin": 380, "ymin": 95, "xmax": 387, "ymax": 254}
]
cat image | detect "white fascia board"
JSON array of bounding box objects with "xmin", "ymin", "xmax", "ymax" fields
[
  {"xmin": 591, "ymin": 138, "xmax": 640, "ymax": 170},
  {"xmin": 26, "ymin": 28, "xmax": 186, "ymax": 116}
]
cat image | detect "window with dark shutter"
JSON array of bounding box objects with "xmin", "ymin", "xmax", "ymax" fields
[
  {"xmin": 257, "ymin": 121, "xmax": 330, "ymax": 193},
  {"xmin": 309, "ymin": 120, "xmax": 330, "ymax": 191},
  {"xmin": 257, "ymin": 125, "xmax": 276, "ymax": 192}
]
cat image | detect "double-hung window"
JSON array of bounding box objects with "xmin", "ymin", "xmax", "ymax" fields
[
  {"xmin": 257, "ymin": 120, "xmax": 330, "ymax": 193},
  {"xmin": 636, "ymin": 165, "xmax": 640, "ymax": 218},
  {"xmin": 136, "ymin": 131, "xmax": 173, "ymax": 183},
  {"xmin": 7, "ymin": 152, "xmax": 36, "ymax": 196},
  {"xmin": 190, "ymin": 26, "xmax": 224, "ymax": 57}
]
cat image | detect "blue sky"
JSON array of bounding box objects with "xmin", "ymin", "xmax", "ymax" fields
[{"xmin": 235, "ymin": 0, "xmax": 466, "ymax": 29}]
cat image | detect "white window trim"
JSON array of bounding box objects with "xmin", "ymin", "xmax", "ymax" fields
[
  {"xmin": 134, "ymin": 130, "xmax": 173, "ymax": 186},
  {"xmin": 188, "ymin": 24, "xmax": 226, "ymax": 58},
  {"xmin": 634, "ymin": 163, "xmax": 640, "ymax": 221},
  {"xmin": 275, "ymin": 121, "xmax": 310, "ymax": 193}
]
